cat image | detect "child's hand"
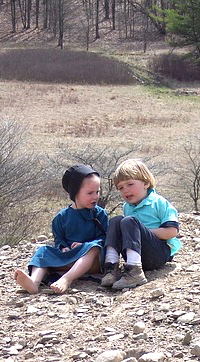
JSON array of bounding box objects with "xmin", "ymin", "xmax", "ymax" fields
[
  {"xmin": 61, "ymin": 247, "xmax": 70, "ymax": 252},
  {"xmin": 71, "ymin": 242, "xmax": 82, "ymax": 249}
]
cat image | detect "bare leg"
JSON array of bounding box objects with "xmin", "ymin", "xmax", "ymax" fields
[
  {"xmin": 14, "ymin": 266, "xmax": 48, "ymax": 294},
  {"xmin": 50, "ymin": 247, "xmax": 100, "ymax": 294}
]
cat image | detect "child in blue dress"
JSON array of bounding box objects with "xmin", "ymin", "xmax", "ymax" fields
[
  {"xmin": 15, "ymin": 164, "xmax": 108, "ymax": 294},
  {"xmin": 101, "ymin": 159, "xmax": 181, "ymax": 290}
]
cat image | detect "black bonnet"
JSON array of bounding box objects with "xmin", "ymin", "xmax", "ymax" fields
[{"xmin": 62, "ymin": 164, "xmax": 100, "ymax": 202}]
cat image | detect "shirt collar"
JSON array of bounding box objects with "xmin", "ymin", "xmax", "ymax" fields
[{"xmin": 125, "ymin": 188, "xmax": 156, "ymax": 209}]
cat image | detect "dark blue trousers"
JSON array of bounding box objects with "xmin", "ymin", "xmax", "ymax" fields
[{"xmin": 105, "ymin": 215, "xmax": 171, "ymax": 271}]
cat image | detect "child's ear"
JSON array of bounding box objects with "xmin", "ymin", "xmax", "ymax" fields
[{"xmin": 144, "ymin": 181, "xmax": 150, "ymax": 189}]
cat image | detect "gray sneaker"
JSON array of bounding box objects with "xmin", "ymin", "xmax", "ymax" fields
[
  {"xmin": 101, "ymin": 262, "xmax": 120, "ymax": 287},
  {"xmin": 112, "ymin": 263, "xmax": 147, "ymax": 290}
]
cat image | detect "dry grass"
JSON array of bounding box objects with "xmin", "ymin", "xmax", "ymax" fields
[
  {"xmin": 1, "ymin": 80, "xmax": 199, "ymax": 153},
  {"xmin": 1, "ymin": 64, "xmax": 200, "ymax": 225}
]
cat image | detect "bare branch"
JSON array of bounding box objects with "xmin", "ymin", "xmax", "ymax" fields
[{"xmin": 0, "ymin": 118, "xmax": 45, "ymax": 245}]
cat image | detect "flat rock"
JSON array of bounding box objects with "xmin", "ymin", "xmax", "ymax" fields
[
  {"xmin": 177, "ymin": 312, "xmax": 195, "ymax": 323},
  {"xmin": 138, "ymin": 352, "xmax": 165, "ymax": 362},
  {"xmin": 95, "ymin": 350, "xmax": 126, "ymax": 362}
]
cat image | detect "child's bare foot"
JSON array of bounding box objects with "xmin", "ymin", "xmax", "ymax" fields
[
  {"xmin": 50, "ymin": 276, "xmax": 70, "ymax": 294},
  {"xmin": 14, "ymin": 269, "xmax": 39, "ymax": 294}
]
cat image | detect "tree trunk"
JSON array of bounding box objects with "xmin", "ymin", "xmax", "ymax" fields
[
  {"xmin": 104, "ymin": 0, "xmax": 109, "ymax": 19},
  {"xmin": 52, "ymin": 0, "xmax": 57, "ymax": 37},
  {"xmin": 26, "ymin": 0, "xmax": 31, "ymax": 29},
  {"xmin": 131, "ymin": 4, "xmax": 135, "ymax": 39},
  {"xmin": 143, "ymin": 14, "xmax": 148, "ymax": 53},
  {"xmin": 124, "ymin": 0, "xmax": 127, "ymax": 37},
  {"xmin": 35, "ymin": 0, "xmax": 39, "ymax": 28},
  {"xmin": 111, "ymin": 0, "xmax": 115, "ymax": 30},
  {"xmin": 83, "ymin": 0, "xmax": 90, "ymax": 50},
  {"xmin": 58, "ymin": 0, "xmax": 64, "ymax": 49},
  {"xmin": 95, "ymin": 0, "xmax": 100, "ymax": 39},
  {"xmin": 11, "ymin": 0, "xmax": 16, "ymax": 33},
  {"xmin": 18, "ymin": 0, "xmax": 26, "ymax": 28},
  {"xmin": 43, "ymin": 0, "xmax": 48, "ymax": 29}
]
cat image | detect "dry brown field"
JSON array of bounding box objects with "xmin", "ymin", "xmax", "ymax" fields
[
  {"xmin": 1, "ymin": 79, "xmax": 200, "ymax": 154},
  {"xmin": 0, "ymin": 45, "xmax": 200, "ymax": 224}
]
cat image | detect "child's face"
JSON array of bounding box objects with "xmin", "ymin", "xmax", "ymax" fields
[
  {"xmin": 117, "ymin": 179, "xmax": 149, "ymax": 205},
  {"xmin": 75, "ymin": 175, "xmax": 100, "ymax": 209}
]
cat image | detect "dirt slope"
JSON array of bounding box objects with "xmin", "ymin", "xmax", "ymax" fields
[{"xmin": 0, "ymin": 213, "xmax": 200, "ymax": 362}]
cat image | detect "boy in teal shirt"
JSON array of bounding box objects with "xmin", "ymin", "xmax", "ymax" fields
[{"xmin": 101, "ymin": 159, "xmax": 181, "ymax": 290}]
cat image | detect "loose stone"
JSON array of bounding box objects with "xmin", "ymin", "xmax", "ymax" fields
[
  {"xmin": 150, "ymin": 289, "xmax": 164, "ymax": 299},
  {"xmin": 40, "ymin": 334, "xmax": 59, "ymax": 343},
  {"xmin": 107, "ymin": 333, "xmax": 125, "ymax": 341},
  {"xmin": 39, "ymin": 330, "xmax": 56, "ymax": 336},
  {"xmin": 133, "ymin": 321, "xmax": 145, "ymax": 334},
  {"xmin": 182, "ymin": 332, "xmax": 192, "ymax": 345},
  {"xmin": 132, "ymin": 332, "xmax": 147, "ymax": 340},
  {"xmin": 152, "ymin": 313, "xmax": 167, "ymax": 322},
  {"xmin": 177, "ymin": 312, "xmax": 195, "ymax": 323},
  {"xmin": 24, "ymin": 351, "xmax": 35, "ymax": 359},
  {"xmin": 138, "ymin": 352, "xmax": 165, "ymax": 362},
  {"xmin": 191, "ymin": 341, "xmax": 200, "ymax": 357},
  {"xmin": 95, "ymin": 350, "xmax": 126, "ymax": 362},
  {"xmin": 26, "ymin": 306, "xmax": 39, "ymax": 314},
  {"xmin": 7, "ymin": 347, "xmax": 19, "ymax": 355},
  {"xmin": 72, "ymin": 352, "xmax": 89, "ymax": 359}
]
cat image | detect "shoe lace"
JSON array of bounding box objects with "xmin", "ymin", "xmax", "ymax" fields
[{"xmin": 122, "ymin": 267, "xmax": 132, "ymax": 278}]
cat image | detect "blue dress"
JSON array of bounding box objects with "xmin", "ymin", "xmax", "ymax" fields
[{"xmin": 28, "ymin": 205, "xmax": 108, "ymax": 273}]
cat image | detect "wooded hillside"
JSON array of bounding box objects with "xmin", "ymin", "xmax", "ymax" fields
[{"xmin": 0, "ymin": 1, "xmax": 173, "ymax": 50}]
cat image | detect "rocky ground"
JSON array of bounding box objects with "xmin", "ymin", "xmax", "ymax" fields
[{"xmin": 1, "ymin": 213, "xmax": 200, "ymax": 362}]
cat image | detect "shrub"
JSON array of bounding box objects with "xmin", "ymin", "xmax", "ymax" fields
[
  {"xmin": 171, "ymin": 139, "xmax": 200, "ymax": 212},
  {"xmin": 148, "ymin": 53, "xmax": 200, "ymax": 81},
  {"xmin": 0, "ymin": 118, "xmax": 45, "ymax": 245},
  {"xmin": 0, "ymin": 49, "xmax": 135, "ymax": 85}
]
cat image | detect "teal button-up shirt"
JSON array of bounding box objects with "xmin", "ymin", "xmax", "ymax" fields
[{"xmin": 123, "ymin": 188, "xmax": 181, "ymax": 255}]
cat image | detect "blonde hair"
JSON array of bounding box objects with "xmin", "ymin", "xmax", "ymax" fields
[{"xmin": 113, "ymin": 159, "xmax": 156, "ymax": 189}]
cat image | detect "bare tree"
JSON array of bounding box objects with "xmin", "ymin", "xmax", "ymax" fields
[
  {"xmin": 172, "ymin": 140, "xmax": 200, "ymax": 212},
  {"xmin": 10, "ymin": 0, "xmax": 16, "ymax": 32},
  {"xmin": 26, "ymin": 0, "xmax": 31, "ymax": 29},
  {"xmin": 82, "ymin": 0, "xmax": 92, "ymax": 50},
  {"xmin": 95, "ymin": 0, "xmax": 100, "ymax": 39},
  {"xmin": 142, "ymin": 9, "xmax": 149, "ymax": 52},
  {"xmin": 0, "ymin": 118, "xmax": 45, "ymax": 245},
  {"xmin": 58, "ymin": 0, "xmax": 64, "ymax": 48},
  {"xmin": 17, "ymin": 0, "xmax": 32, "ymax": 29},
  {"xmin": 111, "ymin": 0, "xmax": 116, "ymax": 30},
  {"xmin": 6, "ymin": 0, "xmax": 175, "ymax": 47},
  {"xmin": 43, "ymin": 0, "xmax": 48, "ymax": 28},
  {"xmin": 35, "ymin": 0, "xmax": 39, "ymax": 28},
  {"xmin": 104, "ymin": 0, "xmax": 109, "ymax": 19}
]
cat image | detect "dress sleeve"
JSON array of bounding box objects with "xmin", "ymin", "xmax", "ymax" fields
[{"xmin": 52, "ymin": 213, "xmax": 70, "ymax": 249}]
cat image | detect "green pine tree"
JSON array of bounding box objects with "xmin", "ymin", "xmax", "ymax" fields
[{"xmin": 165, "ymin": 0, "xmax": 200, "ymax": 56}]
